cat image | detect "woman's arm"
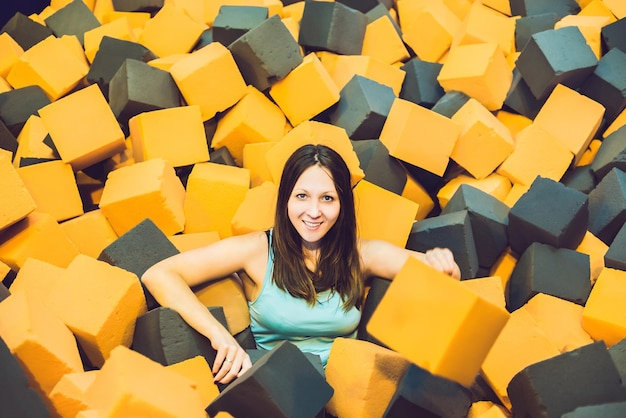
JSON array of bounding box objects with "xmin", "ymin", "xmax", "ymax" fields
[
  {"xmin": 141, "ymin": 231, "xmax": 267, "ymax": 383},
  {"xmin": 360, "ymin": 239, "xmax": 461, "ymax": 281}
]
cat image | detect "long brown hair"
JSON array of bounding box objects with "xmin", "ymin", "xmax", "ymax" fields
[{"xmin": 271, "ymin": 144, "xmax": 362, "ymax": 310}]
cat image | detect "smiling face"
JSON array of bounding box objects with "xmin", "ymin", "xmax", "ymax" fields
[{"xmin": 287, "ymin": 164, "xmax": 341, "ymax": 250}]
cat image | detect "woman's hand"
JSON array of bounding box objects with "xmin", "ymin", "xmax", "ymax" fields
[
  {"xmin": 422, "ymin": 247, "xmax": 461, "ymax": 280},
  {"xmin": 209, "ymin": 326, "xmax": 253, "ymax": 384}
]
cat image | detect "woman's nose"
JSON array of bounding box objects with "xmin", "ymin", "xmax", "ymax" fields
[{"xmin": 306, "ymin": 201, "xmax": 321, "ymax": 217}]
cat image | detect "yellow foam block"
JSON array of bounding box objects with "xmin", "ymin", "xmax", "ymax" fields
[
  {"xmin": 579, "ymin": 0, "xmax": 619, "ymax": 23},
  {"xmin": 602, "ymin": 0, "xmax": 626, "ymax": 18},
  {"xmin": 38, "ymin": 84, "xmax": 126, "ymax": 172},
  {"xmin": 84, "ymin": 345, "xmax": 206, "ymax": 417},
  {"xmin": 0, "ymin": 32, "xmax": 24, "ymax": 78},
  {"xmin": 437, "ymin": 173, "xmax": 512, "ymax": 210},
  {"xmin": 168, "ymin": 231, "xmax": 220, "ymax": 252},
  {"xmin": 12, "ymin": 115, "xmax": 56, "ymax": 168},
  {"xmin": 0, "ymin": 211, "xmax": 80, "ymax": 271},
  {"xmin": 532, "ymin": 84, "xmax": 606, "ymax": 165},
  {"xmin": 576, "ymin": 230, "xmax": 608, "ymax": 286},
  {"xmin": 361, "ymin": 15, "xmax": 410, "ymax": 65},
  {"xmin": 281, "ymin": 0, "xmax": 305, "ymax": 20},
  {"xmin": 60, "ymin": 210, "xmax": 119, "ymax": 259},
  {"xmin": 577, "ymin": 138, "xmax": 602, "ymax": 167},
  {"xmin": 495, "ymin": 110, "xmax": 532, "ymax": 137},
  {"xmin": 0, "ymin": 152, "xmax": 36, "ymax": 231},
  {"xmin": 99, "ymin": 158, "xmax": 186, "ymax": 236},
  {"xmin": 0, "ymin": 292, "xmax": 84, "ymax": 399},
  {"xmin": 7, "ymin": 35, "xmax": 89, "ymax": 101},
  {"xmin": 264, "ymin": 120, "xmax": 364, "ymax": 186},
  {"xmin": 128, "ymin": 105, "xmax": 210, "ymax": 167},
  {"xmin": 604, "ymin": 108, "xmax": 626, "ymax": 138},
  {"xmin": 329, "ymin": 54, "xmax": 405, "ymax": 96},
  {"xmin": 501, "ymin": 182, "xmax": 529, "ymax": 208},
  {"xmin": 211, "ymin": 85, "xmax": 287, "ymax": 166},
  {"xmin": 398, "ymin": 0, "xmax": 462, "ymax": 62},
  {"xmin": 138, "ymin": 3, "xmax": 207, "ymax": 58},
  {"xmin": 46, "ymin": 254, "xmax": 147, "ymax": 368},
  {"xmin": 183, "ymin": 162, "xmax": 250, "ymax": 237},
  {"xmin": 354, "ymin": 180, "xmax": 418, "ymax": 247},
  {"xmin": 367, "ymin": 256, "xmax": 510, "ymax": 387},
  {"xmin": 59, "ymin": 34, "xmax": 89, "ymax": 67},
  {"xmin": 450, "ymin": 98, "xmax": 514, "ymax": 179},
  {"xmin": 194, "ymin": 275, "xmax": 251, "ymax": 335},
  {"xmin": 460, "ymin": 275, "xmax": 506, "ymax": 310},
  {"xmin": 84, "ymin": 17, "xmax": 134, "ymax": 63},
  {"xmin": 325, "ymin": 337, "xmax": 410, "ymax": 418},
  {"xmin": 480, "ymin": 308, "xmax": 560, "ymax": 410},
  {"xmin": 380, "ymin": 98, "xmax": 460, "ymax": 177},
  {"xmin": 231, "ymin": 181, "xmax": 277, "ymax": 236},
  {"xmin": 437, "ymin": 42, "xmax": 512, "ymax": 111},
  {"xmin": 242, "ymin": 141, "xmax": 278, "ymax": 187},
  {"xmin": 523, "ymin": 293, "xmax": 594, "ymax": 353},
  {"xmin": 496, "ymin": 124, "xmax": 573, "ymax": 186},
  {"xmin": 401, "ymin": 174, "xmax": 435, "ymax": 221},
  {"xmin": 166, "ymin": 355, "xmax": 220, "ymax": 408},
  {"xmin": 17, "ymin": 160, "xmax": 84, "ymax": 222},
  {"xmin": 101, "ymin": 11, "xmax": 151, "ymax": 29},
  {"xmin": 49, "ymin": 370, "xmax": 99, "ymax": 418},
  {"xmin": 453, "ymin": 2, "xmax": 516, "ymax": 55},
  {"xmin": 281, "ymin": 16, "xmax": 301, "ymax": 45},
  {"xmin": 169, "ymin": 41, "xmax": 247, "ymax": 121},
  {"xmin": 582, "ymin": 267, "xmax": 626, "ymax": 347},
  {"xmin": 269, "ymin": 52, "xmax": 340, "ymax": 127},
  {"xmin": 488, "ymin": 248, "xmax": 517, "ymax": 291},
  {"xmin": 8, "ymin": 257, "xmax": 65, "ymax": 307}
]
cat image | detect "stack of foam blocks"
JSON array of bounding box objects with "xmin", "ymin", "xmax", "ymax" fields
[{"xmin": 1, "ymin": 0, "xmax": 626, "ymax": 416}]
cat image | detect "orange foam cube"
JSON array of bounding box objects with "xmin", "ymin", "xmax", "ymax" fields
[
  {"xmin": 83, "ymin": 17, "xmax": 134, "ymax": 63},
  {"xmin": 437, "ymin": 42, "xmax": 512, "ymax": 111},
  {"xmin": 453, "ymin": 2, "xmax": 516, "ymax": 55},
  {"xmin": 38, "ymin": 84, "xmax": 126, "ymax": 172},
  {"xmin": 367, "ymin": 256, "xmax": 510, "ymax": 387},
  {"xmin": 18, "ymin": 160, "xmax": 84, "ymax": 222},
  {"xmin": 60, "ymin": 210, "xmax": 119, "ymax": 259},
  {"xmin": 361, "ymin": 15, "xmax": 410, "ymax": 65},
  {"xmin": 379, "ymin": 98, "xmax": 460, "ymax": 177},
  {"xmin": 8, "ymin": 257, "xmax": 65, "ymax": 307},
  {"xmin": 0, "ymin": 32, "xmax": 24, "ymax": 78},
  {"xmin": 0, "ymin": 152, "xmax": 36, "ymax": 231},
  {"xmin": 450, "ymin": 98, "xmax": 514, "ymax": 179},
  {"xmin": 99, "ymin": 158, "xmax": 186, "ymax": 236},
  {"xmin": 460, "ymin": 275, "xmax": 506, "ymax": 310},
  {"xmin": 576, "ymin": 230, "xmax": 608, "ymax": 285},
  {"xmin": 242, "ymin": 141, "xmax": 278, "ymax": 187},
  {"xmin": 183, "ymin": 162, "xmax": 250, "ymax": 238},
  {"xmin": 231, "ymin": 181, "xmax": 277, "ymax": 236},
  {"xmin": 49, "ymin": 370, "xmax": 99, "ymax": 418},
  {"xmin": 169, "ymin": 41, "xmax": 247, "ymax": 121},
  {"xmin": 269, "ymin": 52, "xmax": 340, "ymax": 127},
  {"xmin": 437, "ymin": 173, "xmax": 512, "ymax": 210},
  {"xmin": 46, "ymin": 254, "xmax": 147, "ymax": 367},
  {"xmin": 325, "ymin": 337, "xmax": 410, "ymax": 418},
  {"xmin": 495, "ymin": 110, "xmax": 532, "ymax": 137},
  {"xmin": 166, "ymin": 355, "xmax": 220, "ymax": 408},
  {"xmin": 128, "ymin": 105, "xmax": 210, "ymax": 167},
  {"xmin": 401, "ymin": 175, "xmax": 435, "ymax": 221},
  {"xmin": 194, "ymin": 275, "xmax": 250, "ymax": 335},
  {"xmin": 354, "ymin": 180, "xmax": 418, "ymax": 247},
  {"xmin": 211, "ymin": 85, "xmax": 287, "ymax": 166},
  {"xmin": 489, "ymin": 248, "xmax": 518, "ymax": 291},
  {"xmin": 582, "ymin": 267, "xmax": 626, "ymax": 346},
  {"xmin": 12, "ymin": 115, "xmax": 56, "ymax": 168}
]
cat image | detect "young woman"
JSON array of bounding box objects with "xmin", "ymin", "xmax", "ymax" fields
[{"xmin": 141, "ymin": 144, "xmax": 460, "ymax": 384}]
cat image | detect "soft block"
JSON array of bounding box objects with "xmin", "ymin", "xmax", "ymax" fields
[
  {"xmin": 98, "ymin": 158, "xmax": 186, "ymax": 236},
  {"xmin": 166, "ymin": 356, "xmax": 220, "ymax": 409},
  {"xmin": 60, "ymin": 210, "xmax": 118, "ymax": 259},
  {"xmin": 453, "ymin": 2, "xmax": 516, "ymax": 55},
  {"xmin": 509, "ymin": 0, "xmax": 580, "ymax": 18},
  {"xmin": 352, "ymin": 139, "xmax": 407, "ymax": 196},
  {"xmin": 367, "ymin": 256, "xmax": 510, "ymax": 387},
  {"xmin": 437, "ymin": 173, "xmax": 512, "ymax": 210},
  {"xmin": 604, "ymin": 222, "xmax": 626, "ymax": 270},
  {"xmin": 212, "ymin": 5, "xmax": 268, "ymax": 47},
  {"xmin": 398, "ymin": 57, "xmax": 445, "ymax": 109},
  {"xmin": 587, "ymin": 167, "xmax": 626, "ymax": 245},
  {"xmin": 401, "ymin": 175, "xmax": 435, "ymax": 220},
  {"xmin": 582, "ymin": 267, "xmax": 626, "ymax": 346},
  {"xmin": 0, "ymin": 12, "xmax": 54, "ymax": 51},
  {"xmin": 507, "ymin": 176, "xmax": 588, "ymax": 255},
  {"xmin": 576, "ymin": 230, "xmax": 608, "ymax": 285},
  {"xmin": 243, "ymin": 141, "xmax": 277, "ymax": 187},
  {"xmin": 379, "ymin": 98, "xmax": 460, "ymax": 177},
  {"xmin": 11, "ymin": 115, "xmax": 55, "ymax": 169},
  {"xmin": 268, "ymin": 52, "xmax": 340, "ymax": 127},
  {"xmin": 449, "ymin": 98, "xmax": 514, "ymax": 179},
  {"xmin": 49, "ymin": 371, "xmax": 98, "ymax": 418},
  {"xmin": 503, "ymin": 68, "xmax": 545, "ymax": 120},
  {"xmin": 8, "ymin": 257, "xmax": 65, "ymax": 307},
  {"xmin": 437, "ymin": 42, "xmax": 512, "ymax": 111},
  {"xmin": 0, "ymin": 32, "xmax": 24, "ymax": 78},
  {"xmin": 46, "ymin": 254, "xmax": 147, "ymax": 367},
  {"xmin": 601, "ymin": 16, "xmax": 626, "ymax": 54},
  {"xmin": 183, "ymin": 162, "xmax": 250, "ymax": 238},
  {"xmin": 128, "ymin": 105, "xmax": 209, "ymax": 167},
  {"xmin": 361, "ymin": 15, "xmax": 410, "ymax": 65},
  {"xmin": 231, "ymin": 181, "xmax": 277, "ymax": 236},
  {"xmin": 329, "ymin": 54, "xmax": 405, "ymax": 96},
  {"xmin": 38, "ymin": 84, "xmax": 126, "ymax": 172},
  {"xmin": 590, "ymin": 125, "xmax": 626, "ymax": 181},
  {"xmin": 83, "ymin": 16, "xmax": 135, "ymax": 63},
  {"xmin": 325, "ymin": 337, "xmax": 410, "ymax": 418},
  {"xmin": 0, "ymin": 152, "xmax": 36, "ymax": 231},
  {"xmin": 169, "ymin": 41, "xmax": 247, "ymax": 122},
  {"xmin": 431, "ymin": 90, "xmax": 471, "ymax": 118}
]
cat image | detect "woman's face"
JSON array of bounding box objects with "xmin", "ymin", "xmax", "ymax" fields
[{"xmin": 288, "ymin": 164, "xmax": 341, "ymax": 250}]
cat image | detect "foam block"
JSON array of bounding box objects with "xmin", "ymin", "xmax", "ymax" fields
[
  {"xmin": 379, "ymin": 98, "xmax": 460, "ymax": 177},
  {"xmin": 183, "ymin": 162, "xmax": 250, "ymax": 238},
  {"xmin": 169, "ymin": 41, "xmax": 247, "ymax": 122},
  {"xmin": 8, "ymin": 257, "xmax": 65, "ymax": 308},
  {"xmin": 407, "ymin": 210, "xmax": 479, "ymax": 281},
  {"xmin": 352, "ymin": 139, "xmax": 407, "ymax": 196},
  {"xmin": 0, "ymin": 32, "xmax": 24, "ymax": 78},
  {"xmin": 582, "ymin": 267, "xmax": 626, "ymax": 346},
  {"xmin": 46, "ymin": 254, "xmax": 147, "ymax": 368},
  {"xmin": 588, "ymin": 167, "xmax": 626, "ymax": 245},
  {"xmin": 367, "ymin": 256, "xmax": 510, "ymax": 387},
  {"xmin": 514, "ymin": 13, "xmax": 560, "ymax": 52},
  {"xmin": 506, "ymin": 242, "xmax": 591, "ymax": 312},
  {"xmin": 430, "ymin": 90, "xmax": 471, "ymax": 118},
  {"xmin": 590, "ymin": 125, "xmax": 626, "ymax": 181},
  {"xmin": 228, "ymin": 14, "xmax": 303, "ymax": 91},
  {"xmin": 0, "ymin": 85, "xmax": 51, "ymax": 138},
  {"xmin": 98, "ymin": 158, "xmax": 186, "ymax": 236},
  {"xmin": 212, "ymin": 5, "xmax": 268, "ymax": 47},
  {"xmin": 1, "ymin": 12, "xmax": 54, "ymax": 51},
  {"xmin": 325, "ymin": 337, "xmax": 410, "ymax": 418},
  {"xmin": 503, "ymin": 68, "xmax": 545, "ymax": 120},
  {"xmin": 357, "ymin": 276, "xmax": 391, "ymax": 347},
  {"xmin": 206, "ymin": 340, "xmax": 333, "ymax": 418},
  {"xmin": 437, "ymin": 173, "xmax": 512, "ymax": 210},
  {"xmin": 0, "ymin": 152, "xmax": 36, "ymax": 231},
  {"xmin": 49, "ymin": 370, "xmax": 98, "ymax": 418},
  {"xmin": 604, "ymin": 222, "xmax": 626, "ymax": 270},
  {"xmin": 398, "ymin": 58, "xmax": 445, "ymax": 109},
  {"xmin": 601, "ymin": 16, "xmax": 626, "ymax": 54},
  {"xmin": 453, "ymin": 2, "xmax": 516, "ymax": 56},
  {"xmin": 165, "ymin": 356, "xmax": 220, "ymax": 409},
  {"xmin": 328, "ymin": 54, "xmax": 406, "ymax": 96},
  {"xmin": 609, "ymin": 338, "xmax": 626, "ymax": 384},
  {"xmin": 298, "ymin": 0, "xmax": 368, "ymax": 55},
  {"xmin": 506, "ymin": 341, "xmax": 626, "ymax": 417},
  {"xmin": 12, "ymin": 114, "xmax": 57, "ymax": 167},
  {"xmin": 231, "ymin": 181, "xmax": 277, "ymax": 236},
  {"xmin": 60, "ymin": 210, "xmax": 118, "ymax": 259},
  {"xmin": 509, "ymin": 0, "xmax": 580, "ymax": 18},
  {"xmin": 43, "ymin": 0, "xmax": 101, "ymax": 46},
  {"xmin": 354, "ymin": 179, "xmax": 418, "ymax": 247},
  {"xmin": 361, "ymin": 15, "xmax": 410, "ymax": 65},
  {"xmin": 83, "ymin": 16, "xmax": 135, "ymax": 64},
  {"xmin": 507, "ymin": 176, "xmax": 588, "ymax": 255}
]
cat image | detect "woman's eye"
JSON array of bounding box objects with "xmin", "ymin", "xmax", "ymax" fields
[
  {"xmin": 322, "ymin": 195, "xmax": 334, "ymax": 202},
  {"xmin": 296, "ymin": 193, "xmax": 307, "ymax": 199}
]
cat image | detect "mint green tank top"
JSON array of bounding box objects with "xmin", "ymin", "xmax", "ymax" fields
[{"xmin": 248, "ymin": 229, "xmax": 361, "ymax": 368}]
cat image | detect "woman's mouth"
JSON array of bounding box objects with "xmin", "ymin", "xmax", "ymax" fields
[{"xmin": 303, "ymin": 220, "xmax": 322, "ymax": 228}]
